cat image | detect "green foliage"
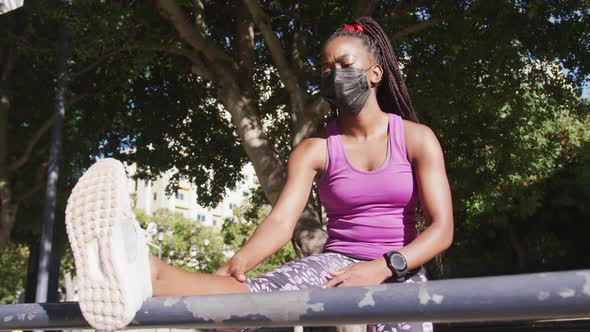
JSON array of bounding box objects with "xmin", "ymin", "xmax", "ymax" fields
[
  {"xmin": 2, "ymin": 0, "xmax": 589, "ymax": 279},
  {"xmin": 429, "ymin": 80, "xmax": 590, "ymax": 277},
  {"xmin": 221, "ymin": 189, "xmax": 296, "ymax": 278},
  {"xmin": 134, "ymin": 209, "xmax": 225, "ymax": 273},
  {"xmin": 0, "ymin": 243, "xmax": 28, "ymax": 304}
]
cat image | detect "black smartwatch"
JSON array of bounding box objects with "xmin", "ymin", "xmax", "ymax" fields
[{"xmin": 383, "ymin": 250, "xmax": 408, "ymax": 280}]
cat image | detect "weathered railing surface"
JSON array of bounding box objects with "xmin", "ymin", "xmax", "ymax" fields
[{"xmin": 1, "ymin": 269, "xmax": 589, "ymax": 330}]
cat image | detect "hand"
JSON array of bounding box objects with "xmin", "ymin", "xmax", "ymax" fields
[
  {"xmin": 322, "ymin": 259, "xmax": 391, "ymax": 288},
  {"xmin": 215, "ymin": 255, "xmax": 248, "ymax": 282}
]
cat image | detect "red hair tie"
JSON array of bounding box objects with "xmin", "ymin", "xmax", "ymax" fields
[{"xmin": 340, "ymin": 22, "xmax": 365, "ymax": 33}]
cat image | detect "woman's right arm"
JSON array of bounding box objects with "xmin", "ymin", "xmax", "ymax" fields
[{"xmin": 215, "ymin": 137, "xmax": 326, "ymax": 281}]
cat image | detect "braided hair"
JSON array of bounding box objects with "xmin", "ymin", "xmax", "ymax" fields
[{"xmin": 325, "ymin": 17, "xmax": 419, "ymax": 123}]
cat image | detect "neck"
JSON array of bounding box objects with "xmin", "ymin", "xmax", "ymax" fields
[{"xmin": 337, "ymin": 96, "xmax": 388, "ymax": 139}]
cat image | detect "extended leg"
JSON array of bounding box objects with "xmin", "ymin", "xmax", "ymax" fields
[
  {"xmin": 65, "ymin": 158, "xmax": 248, "ymax": 331},
  {"xmin": 149, "ymin": 253, "xmax": 249, "ymax": 296}
]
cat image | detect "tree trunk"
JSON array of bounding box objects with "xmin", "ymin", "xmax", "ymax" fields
[
  {"xmin": 508, "ymin": 224, "xmax": 527, "ymax": 272},
  {"xmin": 216, "ymin": 80, "xmax": 327, "ymax": 256},
  {"xmin": 0, "ymin": 93, "xmax": 17, "ymax": 254},
  {"xmin": 0, "ymin": 180, "xmax": 17, "ymax": 253},
  {"xmin": 156, "ymin": 0, "xmax": 328, "ymax": 257},
  {"xmin": 0, "ymin": 27, "xmax": 17, "ymax": 255}
]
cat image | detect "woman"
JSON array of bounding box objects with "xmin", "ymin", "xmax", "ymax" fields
[{"xmin": 65, "ymin": 17, "xmax": 453, "ymax": 332}]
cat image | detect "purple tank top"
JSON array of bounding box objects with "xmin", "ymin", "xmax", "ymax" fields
[{"xmin": 318, "ymin": 113, "xmax": 418, "ymax": 260}]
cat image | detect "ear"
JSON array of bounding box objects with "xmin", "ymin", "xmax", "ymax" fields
[{"xmin": 369, "ymin": 64, "xmax": 383, "ymax": 87}]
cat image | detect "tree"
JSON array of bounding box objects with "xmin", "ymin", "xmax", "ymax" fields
[
  {"xmin": 2, "ymin": 1, "xmax": 589, "ymax": 278},
  {"xmin": 425, "ymin": 65, "xmax": 590, "ymax": 276},
  {"xmin": 149, "ymin": 0, "xmax": 590, "ymax": 258},
  {"xmin": 0, "ymin": 2, "xmax": 58, "ymax": 253},
  {"xmin": 151, "ymin": 0, "xmax": 332, "ymax": 257},
  {"xmin": 221, "ymin": 187, "xmax": 296, "ymax": 277},
  {"xmin": 135, "ymin": 209, "xmax": 226, "ymax": 273},
  {"xmin": 0, "ymin": 242, "xmax": 28, "ymax": 303}
]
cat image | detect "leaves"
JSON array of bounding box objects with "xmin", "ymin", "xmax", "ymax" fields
[
  {"xmin": 135, "ymin": 209, "xmax": 226, "ymax": 273},
  {"xmin": 1, "ymin": 0, "xmax": 589, "ymax": 277},
  {"xmin": 221, "ymin": 190, "xmax": 296, "ymax": 277},
  {"xmin": 0, "ymin": 243, "xmax": 28, "ymax": 304}
]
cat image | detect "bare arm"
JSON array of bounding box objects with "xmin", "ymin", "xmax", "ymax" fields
[
  {"xmin": 216, "ymin": 138, "xmax": 325, "ymax": 280},
  {"xmin": 394, "ymin": 123, "xmax": 454, "ymax": 271}
]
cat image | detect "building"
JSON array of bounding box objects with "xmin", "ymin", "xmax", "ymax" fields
[
  {"xmin": 0, "ymin": 0, "xmax": 24, "ymax": 14},
  {"xmin": 125, "ymin": 162, "xmax": 258, "ymax": 228}
]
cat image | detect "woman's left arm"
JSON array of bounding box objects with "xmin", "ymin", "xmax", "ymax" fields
[
  {"xmin": 395, "ymin": 123, "xmax": 454, "ymax": 271},
  {"xmin": 323, "ymin": 124, "xmax": 453, "ymax": 287}
]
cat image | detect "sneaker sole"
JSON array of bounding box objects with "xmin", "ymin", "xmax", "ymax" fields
[{"xmin": 65, "ymin": 158, "xmax": 139, "ymax": 330}]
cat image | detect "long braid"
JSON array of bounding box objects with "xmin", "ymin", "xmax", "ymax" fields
[{"xmin": 326, "ymin": 17, "xmax": 419, "ymax": 123}]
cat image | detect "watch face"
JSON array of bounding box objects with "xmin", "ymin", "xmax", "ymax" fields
[{"xmin": 391, "ymin": 253, "xmax": 407, "ymax": 270}]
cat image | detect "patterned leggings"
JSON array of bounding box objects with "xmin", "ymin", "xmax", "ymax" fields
[{"xmin": 244, "ymin": 252, "xmax": 434, "ymax": 332}]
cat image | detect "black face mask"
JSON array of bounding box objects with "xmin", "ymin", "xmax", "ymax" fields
[{"xmin": 320, "ymin": 66, "xmax": 373, "ymax": 116}]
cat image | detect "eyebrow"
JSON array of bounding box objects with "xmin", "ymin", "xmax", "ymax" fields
[{"xmin": 320, "ymin": 54, "xmax": 357, "ymax": 66}]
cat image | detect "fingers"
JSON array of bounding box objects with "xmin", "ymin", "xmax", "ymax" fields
[
  {"xmin": 322, "ymin": 278, "xmax": 342, "ymax": 288},
  {"xmin": 225, "ymin": 271, "xmax": 246, "ymax": 282},
  {"xmin": 215, "ymin": 265, "xmax": 246, "ymax": 283},
  {"xmin": 322, "ymin": 265, "xmax": 353, "ymax": 288},
  {"xmin": 328, "ymin": 267, "xmax": 347, "ymax": 276},
  {"xmin": 214, "ymin": 266, "xmax": 230, "ymax": 276},
  {"xmin": 323, "ymin": 274, "xmax": 346, "ymax": 288}
]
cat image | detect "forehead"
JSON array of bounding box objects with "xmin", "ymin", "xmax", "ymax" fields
[{"xmin": 321, "ymin": 36, "xmax": 369, "ymax": 61}]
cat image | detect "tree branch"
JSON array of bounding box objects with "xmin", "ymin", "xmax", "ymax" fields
[
  {"xmin": 1, "ymin": 46, "xmax": 17, "ymax": 83},
  {"xmin": 353, "ymin": 0, "xmax": 379, "ymax": 17},
  {"xmin": 194, "ymin": 0, "xmax": 206, "ymax": 36},
  {"xmin": 392, "ymin": 17, "xmax": 442, "ymax": 40},
  {"xmin": 69, "ymin": 45, "xmax": 134, "ymax": 81},
  {"xmin": 294, "ymin": 93, "xmax": 331, "ymax": 144},
  {"xmin": 153, "ymin": 45, "xmax": 213, "ymax": 80},
  {"xmin": 390, "ymin": 0, "xmax": 415, "ymax": 18},
  {"xmin": 236, "ymin": 3, "xmax": 255, "ymax": 84},
  {"xmin": 391, "ymin": 0, "xmax": 481, "ymax": 41},
  {"xmin": 290, "ymin": 2, "xmax": 306, "ymax": 74},
  {"xmin": 15, "ymin": 181, "xmax": 43, "ymax": 204},
  {"xmin": 14, "ymin": 162, "xmax": 45, "ymax": 204},
  {"xmin": 155, "ymin": 0, "xmax": 236, "ymax": 71},
  {"xmin": 465, "ymin": 0, "xmax": 482, "ymax": 15},
  {"xmin": 243, "ymin": 0, "xmax": 306, "ymax": 102},
  {"xmin": 307, "ymin": 93, "xmax": 331, "ymax": 126},
  {"xmin": 7, "ymin": 114, "xmax": 54, "ymax": 173}
]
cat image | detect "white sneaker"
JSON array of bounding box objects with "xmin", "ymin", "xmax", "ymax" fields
[{"xmin": 65, "ymin": 158, "xmax": 153, "ymax": 330}]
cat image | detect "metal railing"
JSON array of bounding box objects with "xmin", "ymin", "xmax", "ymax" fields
[{"xmin": 1, "ymin": 269, "xmax": 589, "ymax": 330}]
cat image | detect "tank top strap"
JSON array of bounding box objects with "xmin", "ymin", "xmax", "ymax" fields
[
  {"xmin": 389, "ymin": 113, "xmax": 410, "ymax": 164},
  {"xmin": 324, "ymin": 119, "xmax": 345, "ymax": 174}
]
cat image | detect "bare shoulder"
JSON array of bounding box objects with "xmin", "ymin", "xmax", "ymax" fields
[
  {"xmin": 289, "ymin": 137, "xmax": 327, "ymax": 174},
  {"xmin": 401, "ymin": 120, "xmax": 442, "ymax": 165}
]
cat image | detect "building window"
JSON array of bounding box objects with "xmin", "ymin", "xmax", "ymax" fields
[
  {"xmin": 175, "ymin": 192, "xmax": 185, "ymax": 200},
  {"xmin": 229, "ymin": 203, "xmax": 237, "ymax": 209},
  {"xmin": 212, "ymin": 219, "xmax": 217, "ymax": 226},
  {"xmin": 153, "ymin": 193, "xmax": 157, "ymax": 201},
  {"xmin": 197, "ymin": 214, "xmax": 206, "ymax": 222}
]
